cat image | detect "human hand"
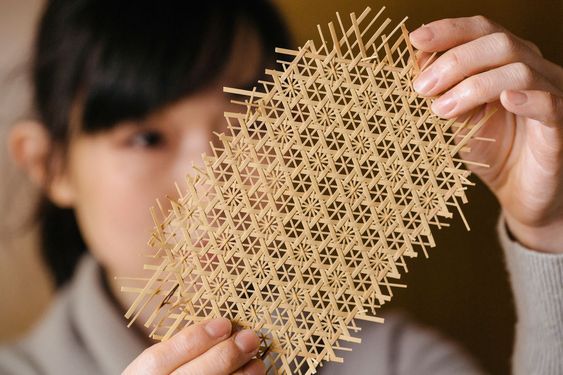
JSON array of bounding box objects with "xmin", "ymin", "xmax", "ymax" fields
[
  {"xmin": 123, "ymin": 318, "xmax": 264, "ymax": 375},
  {"xmin": 409, "ymin": 16, "xmax": 563, "ymax": 253}
]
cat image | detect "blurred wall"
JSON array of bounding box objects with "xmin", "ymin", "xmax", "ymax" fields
[
  {"xmin": 0, "ymin": 0, "xmax": 52, "ymax": 342},
  {"xmin": 1, "ymin": 1, "xmax": 561, "ymax": 374}
]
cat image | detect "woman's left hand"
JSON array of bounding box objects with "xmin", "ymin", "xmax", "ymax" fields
[{"xmin": 409, "ymin": 16, "xmax": 563, "ymax": 253}]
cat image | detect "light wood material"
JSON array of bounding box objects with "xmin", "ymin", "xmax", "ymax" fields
[{"xmin": 121, "ymin": 7, "xmax": 492, "ymax": 374}]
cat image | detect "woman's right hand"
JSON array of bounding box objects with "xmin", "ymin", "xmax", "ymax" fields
[{"xmin": 122, "ymin": 318, "xmax": 265, "ymax": 375}]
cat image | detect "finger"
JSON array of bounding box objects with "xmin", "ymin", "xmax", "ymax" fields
[
  {"xmin": 408, "ymin": 15, "xmax": 543, "ymax": 59},
  {"xmin": 413, "ymin": 32, "xmax": 545, "ymax": 97},
  {"xmin": 501, "ymin": 89, "xmax": 563, "ymax": 126},
  {"xmin": 414, "ymin": 50, "xmax": 435, "ymax": 71},
  {"xmin": 409, "ymin": 15, "xmax": 503, "ymax": 52},
  {"xmin": 172, "ymin": 329, "xmax": 260, "ymax": 375},
  {"xmin": 124, "ymin": 318, "xmax": 232, "ymax": 375},
  {"xmin": 232, "ymin": 359, "xmax": 267, "ymax": 375},
  {"xmin": 431, "ymin": 62, "xmax": 560, "ymax": 118}
]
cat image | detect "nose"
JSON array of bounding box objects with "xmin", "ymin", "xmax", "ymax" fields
[{"xmin": 173, "ymin": 113, "xmax": 227, "ymax": 183}]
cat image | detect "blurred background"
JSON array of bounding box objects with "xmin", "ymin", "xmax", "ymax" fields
[{"xmin": 0, "ymin": 1, "xmax": 561, "ymax": 374}]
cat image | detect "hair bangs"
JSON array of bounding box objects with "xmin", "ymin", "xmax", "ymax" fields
[{"xmin": 81, "ymin": 3, "xmax": 238, "ymax": 132}]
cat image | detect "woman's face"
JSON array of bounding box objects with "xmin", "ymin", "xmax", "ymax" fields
[
  {"xmin": 66, "ymin": 91, "xmax": 232, "ymax": 278},
  {"xmin": 50, "ymin": 27, "xmax": 263, "ymax": 300}
]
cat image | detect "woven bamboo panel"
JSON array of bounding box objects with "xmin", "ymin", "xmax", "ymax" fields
[{"xmin": 122, "ymin": 7, "xmax": 493, "ymax": 374}]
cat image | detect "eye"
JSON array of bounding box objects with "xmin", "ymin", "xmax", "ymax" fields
[{"xmin": 129, "ymin": 130, "xmax": 165, "ymax": 149}]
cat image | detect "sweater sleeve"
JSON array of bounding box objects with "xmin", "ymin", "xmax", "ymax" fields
[{"xmin": 497, "ymin": 215, "xmax": 563, "ymax": 375}]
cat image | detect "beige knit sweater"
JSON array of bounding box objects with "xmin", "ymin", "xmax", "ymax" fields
[{"xmin": 1, "ymin": 218, "xmax": 562, "ymax": 374}]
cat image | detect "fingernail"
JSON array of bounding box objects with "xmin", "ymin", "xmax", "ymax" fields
[
  {"xmin": 432, "ymin": 94, "xmax": 457, "ymax": 117},
  {"xmin": 205, "ymin": 318, "xmax": 231, "ymax": 338},
  {"xmin": 413, "ymin": 71, "xmax": 438, "ymax": 95},
  {"xmin": 506, "ymin": 90, "xmax": 528, "ymax": 105},
  {"xmin": 410, "ymin": 26, "xmax": 434, "ymax": 44},
  {"xmin": 234, "ymin": 330, "xmax": 259, "ymax": 354}
]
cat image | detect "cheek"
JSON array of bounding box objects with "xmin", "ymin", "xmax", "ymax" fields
[
  {"xmin": 69, "ymin": 148, "xmax": 179, "ymax": 278},
  {"xmin": 67, "ymin": 126, "xmax": 213, "ymax": 278}
]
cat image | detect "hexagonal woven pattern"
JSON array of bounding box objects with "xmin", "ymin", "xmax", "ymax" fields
[{"xmin": 122, "ymin": 7, "xmax": 492, "ymax": 374}]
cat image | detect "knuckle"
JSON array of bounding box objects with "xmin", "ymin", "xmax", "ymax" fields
[
  {"xmin": 472, "ymin": 15, "xmax": 494, "ymax": 32},
  {"xmin": 512, "ymin": 62, "xmax": 535, "ymax": 86},
  {"xmin": 465, "ymin": 76, "xmax": 488, "ymax": 97},
  {"xmin": 214, "ymin": 341, "xmax": 240, "ymax": 369},
  {"xmin": 445, "ymin": 49, "xmax": 462, "ymax": 70},
  {"xmin": 445, "ymin": 17, "xmax": 462, "ymax": 31},
  {"xmin": 171, "ymin": 328, "xmax": 196, "ymax": 353},
  {"xmin": 170, "ymin": 367, "xmax": 193, "ymax": 375},
  {"xmin": 492, "ymin": 32, "xmax": 518, "ymax": 57},
  {"xmin": 140, "ymin": 347, "xmax": 164, "ymax": 371}
]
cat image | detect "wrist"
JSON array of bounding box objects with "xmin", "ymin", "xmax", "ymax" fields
[{"xmin": 504, "ymin": 213, "xmax": 563, "ymax": 254}]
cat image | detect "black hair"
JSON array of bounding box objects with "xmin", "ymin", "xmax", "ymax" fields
[{"xmin": 33, "ymin": 0, "xmax": 291, "ymax": 287}]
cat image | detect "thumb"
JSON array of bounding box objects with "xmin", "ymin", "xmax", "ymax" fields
[{"xmin": 500, "ymin": 89, "xmax": 563, "ymax": 127}]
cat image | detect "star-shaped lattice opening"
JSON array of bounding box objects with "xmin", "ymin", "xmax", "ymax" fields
[{"xmin": 122, "ymin": 7, "xmax": 494, "ymax": 374}]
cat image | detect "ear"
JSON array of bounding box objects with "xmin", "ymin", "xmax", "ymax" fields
[
  {"xmin": 9, "ymin": 120, "xmax": 50, "ymax": 186},
  {"xmin": 9, "ymin": 120, "xmax": 75, "ymax": 207}
]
